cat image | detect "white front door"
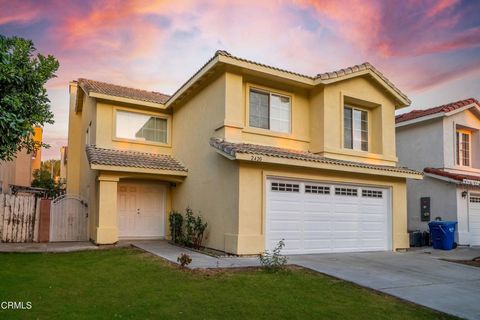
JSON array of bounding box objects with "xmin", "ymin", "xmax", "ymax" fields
[
  {"xmin": 117, "ymin": 182, "xmax": 166, "ymax": 239},
  {"xmin": 266, "ymin": 179, "xmax": 391, "ymax": 254},
  {"xmin": 468, "ymin": 194, "xmax": 480, "ymax": 246}
]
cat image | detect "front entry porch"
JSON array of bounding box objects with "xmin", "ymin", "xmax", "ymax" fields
[{"xmin": 94, "ymin": 173, "xmax": 185, "ymax": 245}]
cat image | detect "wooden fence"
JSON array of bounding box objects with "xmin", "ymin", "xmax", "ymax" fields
[{"xmin": 0, "ymin": 194, "xmax": 41, "ymax": 243}]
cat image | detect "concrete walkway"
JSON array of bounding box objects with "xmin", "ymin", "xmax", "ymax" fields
[
  {"xmin": 131, "ymin": 240, "xmax": 261, "ymax": 269},
  {"xmin": 289, "ymin": 250, "xmax": 480, "ymax": 320},
  {"xmin": 0, "ymin": 242, "xmax": 98, "ymax": 253}
]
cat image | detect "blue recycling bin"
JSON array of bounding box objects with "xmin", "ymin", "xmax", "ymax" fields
[{"xmin": 428, "ymin": 221, "xmax": 457, "ymax": 250}]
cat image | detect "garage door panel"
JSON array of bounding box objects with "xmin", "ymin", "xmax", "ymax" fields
[
  {"xmin": 269, "ymin": 221, "xmax": 301, "ymax": 232},
  {"xmin": 304, "ymin": 239, "xmax": 332, "ymax": 249},
  {"xmin": 304, "ymin": 203, "xmax": 332, "ymax": 212},
  {"xmin": 361, "ymin": 221, "xmax": 385, "ymax": 230},
  {"xmin": 334, "ymin": 203, "xmax": 360, "ymax": 211},
  {"xmin": 303, "ymin": 213, "xmax": 331, "ymax": 222},
  {"xmin": 360, "ymin": 205, "xmax": 385, "ymax": 213},
  {"xmin": 269, "ymin": 201, "xmax": 302, "ymax": 212},
  {"xmin": 303, "ymin": 231, "xmax": 332, "ymax": 239},
  {"xmin": 267, "ymin": 179, "xmax": 390, "ymax": 254},
  {"xmin": 269, "ymin": 210, "xmax": 303, "ymax": 220}
]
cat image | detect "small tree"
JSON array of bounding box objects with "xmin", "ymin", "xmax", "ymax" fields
[
  {"xmin": 31, "ymin": 169, "xmax": 63, "ymax": 198},
  {"xmin": 0, "ymin": 35, "xmax": 59, "ymax": 161}
]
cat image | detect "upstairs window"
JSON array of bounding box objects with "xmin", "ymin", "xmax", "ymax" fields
[
  {"xmin": 249, "ymin": 89, "xmax": 291, "ymax": 133},
  {"xmin": 116, "ymin": 110, "xmax": 167, "ymax": 144},
  {"xmin": 344, "ymin": 106, "xmax": 368, "ymax": 151},
  {"xmin": 456, "ymin": 130, "xmax": 470, "ymax": 166}
]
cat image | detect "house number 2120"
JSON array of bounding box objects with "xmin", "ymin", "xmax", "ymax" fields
[{"xmin": 250, "ymin": 156, "xmax": 263, "ymax": 162}]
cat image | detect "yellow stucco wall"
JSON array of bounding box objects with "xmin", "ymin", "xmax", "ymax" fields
[
  {"xmin": 171, "ymin": 73, "xmax": 241, "ymax": 253},
  {"xmin": 237, "ymin": 162, "xmax": 409, "ymax": 254}
]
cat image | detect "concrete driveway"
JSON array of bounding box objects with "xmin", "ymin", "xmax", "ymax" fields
[{"xmin": 289, "ymin": 248, "xmax": 480, "ymax": 320}]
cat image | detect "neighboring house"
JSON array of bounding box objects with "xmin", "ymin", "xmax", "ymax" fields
[
  {"xmin": 59, "ymin": 146, "xmax": 67, "ymax": 183},
  {"xmin": 396, "ymin": 98, "xmax": 480, "ymax": 246},
  {"xmin": 31, "ymin": 126, "xmax": 43, "ymax": 175},
  {"xmin": 67, "ymin": 50, "xmax": 421, "ymax": 255},
  {"xmin": 0, "ymin": 126, "xmax": 43, "ymax": 193}
]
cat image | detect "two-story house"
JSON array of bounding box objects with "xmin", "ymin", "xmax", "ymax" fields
[
  {"xmin": 67, "ymin": 51, "xmax": 421, "ymax": 255},
  {"xmin": 396, "ymin": 98, "xmax": 480, "ymax": 246}
]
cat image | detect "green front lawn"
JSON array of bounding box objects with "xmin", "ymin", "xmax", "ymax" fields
[{"xmin": 0, "ymin": 248, "xmax": 455, "ymax": 319}]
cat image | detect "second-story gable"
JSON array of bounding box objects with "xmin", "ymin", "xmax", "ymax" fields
[{"xmin": 168, "ymin": 51, "xmax": 410, "ymax": 167}]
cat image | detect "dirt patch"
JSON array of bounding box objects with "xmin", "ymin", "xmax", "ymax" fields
[
  {"xmin": 167, "ymin": 241, "xmax": 237, "ymax": 258},
  {"xmin": 444, "ymin": 257, "xmax": 480, "ymax": 268}
]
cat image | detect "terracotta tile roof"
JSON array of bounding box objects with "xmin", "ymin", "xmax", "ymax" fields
[
  {"xmin": 396, "ymin": 98, "xmax": 479, "ymax": 124},
  {"xmin": 214, "ymin": 51, "xmax": 409, "ymax": 104},
  {"xmin": 315, "ymin": 62, "xmax": 410, "ymax": 104},
  {"xmin": 86, "ymin": 146, "xmax": 187, "ymax": 172},
  {"xmin": 424, "ymin": 167, "xmax": 480, "ymax": 183},
  {"xmin": 216, "ymin": 50, "xmax": 315, "ymax": 79},
  {"xmin": 78, "ymin": 78, "xmax": 170, "ymax": 104},
  {"xmin": 210, "ymin": 138, "xmax": 420, "ymax": 176}
]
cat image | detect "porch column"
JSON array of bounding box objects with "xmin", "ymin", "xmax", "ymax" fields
[{"xmin": 96, "ymin": 175, "xmax": 119, "ymax": 244}]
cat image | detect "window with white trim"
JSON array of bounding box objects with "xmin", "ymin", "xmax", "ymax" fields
[
  {"xmin": 456, "ymin": 130, "xmax": 470, "ymax": 166},
  {"xmin": 116, "ymin": 110, "xmax": 167, "ymax": 144},
  {"xmin": 271, "ymin": 182, "xmax": 299, "ymax": 192},
  {"xmin": 344, "ymin": 106, "xmax": 368, "ymax": 151},
  {"xmin": 335, "ymin": 187, "xmax": 358, "ymax": 196},
  {"xmin": 249, "ymin": 89, "xmax": 291, "ymax": 133}
]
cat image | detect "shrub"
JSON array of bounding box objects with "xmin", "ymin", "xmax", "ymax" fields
[
  {"xmin": 177, "ymin": 253, "xmax": 192, "ymax": 267},
  {"xmin": 259, "ymin": 239, "xmax": 288, "ymax": 271},
  {"xmin": 168, "ymin": 211, "xmax": 183, "ymax": 243},
  {"xmin": 183, "ymin": 207, "xmax": 208, "ymax": 249}
]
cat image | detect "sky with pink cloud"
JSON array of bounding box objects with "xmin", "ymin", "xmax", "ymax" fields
[{"xmin": 1, "ymin": 0, "xmax": 479, "ymax": 159}]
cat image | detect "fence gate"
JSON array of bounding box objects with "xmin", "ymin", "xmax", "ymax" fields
[{"xmin": 50, "ymin": 194, "xmax": 88, "ymax": 241}]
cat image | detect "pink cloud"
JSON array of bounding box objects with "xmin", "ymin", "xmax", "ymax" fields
[
  {"xmin": 426, "ymin": 0, "xmax": 459, "ymax": 17},
  {"xmin": 0, "ymin": 0, "xmax": 479, "ymax": 154}
]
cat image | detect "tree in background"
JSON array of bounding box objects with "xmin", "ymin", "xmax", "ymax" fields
[
  {"xmin": 31, "ymin": 167, "xmax": 64, "ymax": 198},
  {"xmin": 41, "ymin": 160, "xmax": 60, "ymax": 179},
  {"xmin": 0, "ymin": 35, "xmax": 59, "ymax": 161}
]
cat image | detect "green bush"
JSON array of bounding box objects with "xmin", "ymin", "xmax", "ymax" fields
[
  {"xmin": 259, "ymin": 239, "xmax": 288, "ymax": 271},
  {"xmin": 177, "ymin": 253, "xmax": 192, "ymax": 267},
  {"xmin": 168, "ymin": 211, "xmax": 183, "ymax": 243},
  {"xmin": 183, "ymin": 207, "xmax": 208, "ymax": 249}
]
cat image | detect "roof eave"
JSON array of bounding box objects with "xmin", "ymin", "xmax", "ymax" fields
[
  {"xmin": 90, "ymin": 163, "xmax": 188, "ymax": 177},
  {"xmin": 212, "ymin": 146, "xmax": 422, "ymax": 179},
  {"xmin": 316, "ymin": 70, "xmax": 410, "ymax": 108},
  {"xmin": 396, "ymin": 112, "xmax": 445, "ymax": 127},
  {"xmin": 166, "ymin": 55, "xmax": 221, "ymax": 108},
  {"xmin": 86, "ymin": 92, "xmax": 167, "ymax": 109},
  {"xmin": 396, "ymin": 103, "xmax": 480, "ymax": 127}
]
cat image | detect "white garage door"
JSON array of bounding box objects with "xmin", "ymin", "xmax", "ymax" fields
[
  {"xmin": 266, "ymin": 179, "xmax": 391, "ymax": 254},
  {"xmin": 468, "ymin": 194, "xmax": 480, "ymax": 246},
  {"xmin": 117, "ymin": 182, "xmax": 166, "ymax": 239}
]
